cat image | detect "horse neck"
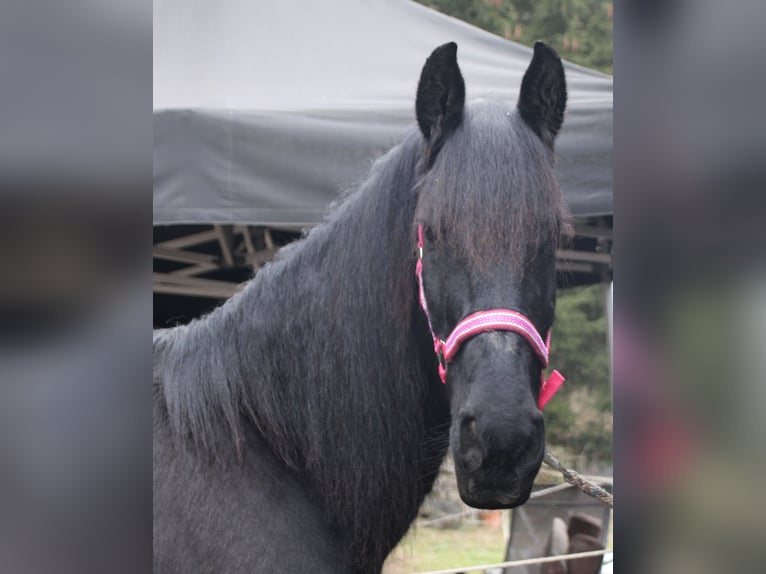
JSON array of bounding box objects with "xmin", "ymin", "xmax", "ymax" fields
[{"xmin": 194, "ymin": 135, "xmax": 450, "ymax": 566}]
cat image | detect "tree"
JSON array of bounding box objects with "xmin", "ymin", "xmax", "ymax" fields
[
  {"xmin": 545, "ymin": 284, "xmax": 612, "ymax": 462},
  {"xmin": 416, "ymin": 0, "xmax": 613, "ymax": 74}
]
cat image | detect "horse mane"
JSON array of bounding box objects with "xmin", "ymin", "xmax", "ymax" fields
[
  {"xmin": 154, "ymin": 101, "xmax": 570, "ymax": 569},
  {"xmin": 156, "ymin": 127, "xmax": 448, "ymax": 567}
]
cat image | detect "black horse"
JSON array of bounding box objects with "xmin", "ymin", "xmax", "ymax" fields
[{"xmin": 154, "ymin": 42, "xmax": 570, "ymax": 573}]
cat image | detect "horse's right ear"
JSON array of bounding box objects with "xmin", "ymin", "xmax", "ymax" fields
[{"xmin": 416, "ymin": 42, "xmax": 465, "ymax": 160}]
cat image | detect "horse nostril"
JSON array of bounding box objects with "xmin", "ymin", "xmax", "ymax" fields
[
  {"xmin": 457, "ymin": 415, "xmax": 484, "ymax": 472},
  {"xmin": 522, "ymin": 412, "xmax": 545, "ymax": 459}
]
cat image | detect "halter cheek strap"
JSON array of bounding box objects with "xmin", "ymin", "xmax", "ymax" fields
[{"xmin": 415, "ymin": 224, "xmax": 565, "ymax": 409}]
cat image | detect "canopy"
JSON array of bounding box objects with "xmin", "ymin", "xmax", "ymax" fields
[{"xmin": 153, "ymin": 0, "xmax": 612, "ymax": 226}]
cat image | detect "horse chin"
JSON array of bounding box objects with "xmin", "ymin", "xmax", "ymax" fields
[{"xmin": 454, "ymin": 467, "xmax": 535, "ymax": 509}]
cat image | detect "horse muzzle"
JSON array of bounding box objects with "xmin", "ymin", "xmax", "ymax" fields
[
  {"xmin": 452, "ymin": 408, "xmax": 545, "ymax": 509},
  {"xmin": 454, "ymin": 452, "xmax": 542, "ymax": 508}
]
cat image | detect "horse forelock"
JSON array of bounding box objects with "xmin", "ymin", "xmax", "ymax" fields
[{"xmin": 414, "ymin": 101, "xmax": 571, "ymax": 269}]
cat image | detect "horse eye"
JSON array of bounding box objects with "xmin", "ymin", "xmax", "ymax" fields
[{"xmin": 424, "ymin": 225, "xmax": 436, "ymax": 242}]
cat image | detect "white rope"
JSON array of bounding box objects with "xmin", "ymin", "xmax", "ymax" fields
[
  {"xmin": 529, "ymin": 481, "xmax": 573, "ymax": 499},
  {"xmin": 407, "ymin": 549, "xmax": 607, "ymax": 574},
  {"xmin": 415, "ymin": 483, "xmax": 574, "ymax": 528},
  {"xmin": 415, "ymin": 509, "xmax": 477, "ymax": 527}
]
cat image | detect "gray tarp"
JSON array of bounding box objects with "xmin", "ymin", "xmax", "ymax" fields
[{"xmin": 153, "ymin": 0, "xmax": 612, "ymax": 226}]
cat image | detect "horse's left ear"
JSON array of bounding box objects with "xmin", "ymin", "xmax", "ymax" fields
[
  {"xmin": 416, "ymin": 42, "xmax": 465, "ymax": 161},
  {"xmin": 517, "ymin": 42, "xmax": 567, "ymax": 148}
]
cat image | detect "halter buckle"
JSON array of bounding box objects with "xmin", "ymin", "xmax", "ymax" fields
[
  {"xmin": 436, "ymin": 348, "xmax": 448, "ymax": 384},
  {"xmin": 432, "ymin": 338, "xmax": 448, "ymax": 384}
]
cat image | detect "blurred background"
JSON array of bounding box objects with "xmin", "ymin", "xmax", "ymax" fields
[{"xmin": 2, "ymin": 0, "xmax": 766, "ymax": 573}]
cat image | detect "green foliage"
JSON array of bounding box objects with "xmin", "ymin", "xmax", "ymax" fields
[
  {"xmin": 550, "ymin": 284, "xmax": 610, "ymax": 396},
  {"xmin": 545, "ymin": 284, "xmax": 612, "ymax": 462},
  {"xmin": 416, "ymin": 0, "xmax": 613, "ymax": 74}
]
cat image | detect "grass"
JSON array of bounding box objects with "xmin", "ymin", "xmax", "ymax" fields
[
  {"xmin": 383, "ymin": 521, "xmax": 507, "ymax": 574},
  {"xmin": 383, "ymin": 509, "xmax": 613, "ymax": 573}
]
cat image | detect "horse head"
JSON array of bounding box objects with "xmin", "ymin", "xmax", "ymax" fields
[{"xmin": 413, "ymin": 42, "xmax": 569, "ymax": 509}]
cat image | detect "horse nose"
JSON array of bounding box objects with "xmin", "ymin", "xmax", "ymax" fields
[
  {"xmin": 492, "ymin": 409, "xmax": 544, "ymax": 460},
  {"xmin": 456, "ymin": 410, "xmax": 544, "ymax": 471},
  {"xmin": 512, "ymin": 410, "xmax": 545, "ymax": 459}
]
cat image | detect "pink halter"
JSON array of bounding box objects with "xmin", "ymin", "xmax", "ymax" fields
[{"xmin": 415, "ymin": 224, "xmax": 565, "ymax": 409}]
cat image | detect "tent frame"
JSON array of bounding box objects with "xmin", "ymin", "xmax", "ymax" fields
[{"xmin": 153, "ymin": 218, "xmax": 612, "ymax": 299}]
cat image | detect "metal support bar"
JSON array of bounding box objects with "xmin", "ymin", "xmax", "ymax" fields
[
  {"xmin": 153, "ymin": 283, "xmax": 237, "ymax": 299},
  {"xmin": 169, "ymin": 263, "xmax": 219, "ymax": 277},
  {"xmin": 555, "ymin": 261, "xmax": 598, "ymax": 274},
  {"xmin": 153, "ymin": 246, "xmax": 219, "ymax": 265},
  {"xmin": 153, "ymin": 272, "xmax": 240, "ymax": 299},
  {"xmin": 573, "ymin": 223, "xmax": 613, "ymax": 240},
  {"xmin": 241, "ymin": 226, "xmax": 257, "ymax": 255},
  {"xmin": 156, "ymin": 229, "xmax": 219, "ymax": 250},
  {"xmin": 557, "ymin": 249, "xmax": 612, "ymax": 266},
  {"xmin": 243, "ymin": 248, "xmax": 279, "ymax": 268},
  {"xmin": 214, "ymin": 224, "xmax": 235, "ymax": 267}
]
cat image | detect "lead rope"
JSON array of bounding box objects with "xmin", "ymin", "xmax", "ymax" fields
[{"xmin": 543, "ymin": 449, "xmax": 613, "ymax": 507}]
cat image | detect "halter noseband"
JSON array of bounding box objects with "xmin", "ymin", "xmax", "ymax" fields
[{"xmin": 415, "ymin": 224, "xmax": 565, "ymax": 409}]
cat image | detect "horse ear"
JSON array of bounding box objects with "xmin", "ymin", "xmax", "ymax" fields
[
  {"xmin": 517, "ymin": 42, "xmax": 567, "ymax": 147},
  {"xmin": 416, "ymin": 42, "xmax": 465, "ymax": 158}
]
